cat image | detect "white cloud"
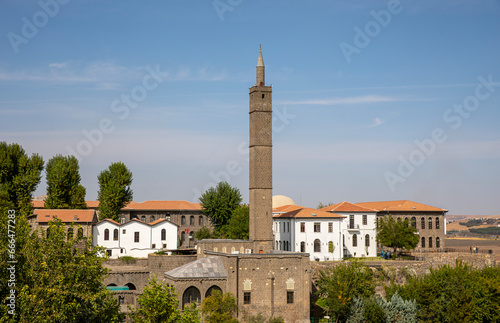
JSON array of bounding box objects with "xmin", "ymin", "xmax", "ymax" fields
[{"xmin": 368, "ymin": 117, "xmax": 383, "ymax": 128}]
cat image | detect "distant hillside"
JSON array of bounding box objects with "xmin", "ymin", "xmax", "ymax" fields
[{"xmin": 447, "ymin": 215, "xmax": 500, "ymax": 234}]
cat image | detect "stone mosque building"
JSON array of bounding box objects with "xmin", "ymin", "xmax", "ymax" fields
[{"xmin": 105, "ymin": 49, "xmax": 311, "ymax": 323}]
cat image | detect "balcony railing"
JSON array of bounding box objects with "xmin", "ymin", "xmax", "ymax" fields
[{"xmin": 347, "ymin": 224, "xmax": 360, "ymax": 230}]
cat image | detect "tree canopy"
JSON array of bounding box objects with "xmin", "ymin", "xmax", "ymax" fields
[
  {"xmin": 45, "ymin": 154, "xmax": 87, "ymax": 209},
  {"xmin": 199, "ymin": 181, "xmax": 242, "ymax": 231},
  {"xmin": 131, "ymin": 277, "xmax": 199, "ymax": 323},
  {"xmin": 376, "ymin": 214, "xmax": 419, "ymax": 256},
  {"xmin": 0, "ymin": 216, "xmax": 122, "ymax": 322},
  {"xmin": 385, "ymin": 262, "xmax": 500, "ymax": 322},
  {"xmin": 223, "ymin": 205, "xmax": 249, "ymax": 239},
  {"xmin": 201, "ymin": 290, "xmax": 238, "ymax": 323},
  {"xmin": 0, "ymin": 142, "xmax": 44, "ymax": 216},
  {"xmin": 315, "ymin": 261, "xmax": 375, "ymax": 321},
  {"xmin": 97, "ymin": 162, "xmax": 133, "ymax": 221}
]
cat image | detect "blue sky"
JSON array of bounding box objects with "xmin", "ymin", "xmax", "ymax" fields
[{"xmin": 1, "ymin": 0, "xmax": 500, "ymax": 215}]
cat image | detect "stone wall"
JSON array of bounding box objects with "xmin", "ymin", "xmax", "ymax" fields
[{"xmin": 148, "ymin": 254, "xmax": 197, "ymax": 278}]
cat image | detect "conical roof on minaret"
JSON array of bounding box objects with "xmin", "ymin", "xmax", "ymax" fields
[{"xmin": 257, "ymin": 46, "xmax": 264, "ymax": 67}]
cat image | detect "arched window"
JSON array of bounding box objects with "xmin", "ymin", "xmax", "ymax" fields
[
  {"xmin": 397, "ymin": 217, "xmax": 401, "ymax": 222},
  {"xmin": 421, "ymin": 237, "xmax": 425, "ymax": 248},
  {"xmin": 428, "ymin": 217, "xmax": 432, "ymax": 230},
  {"xmin": 352, "ymin": 234, "xmax": 357, "ymax": 247},
  {"xmin": 141, "ymin": 216, "xmax": 146, "ymax": 222},
  {"xmin": 365, "ymin": 234, "xmax": 370, "ymax": 247},
  {"xmin": 181, "ymin": 216, "xmax": 186, "ymax": 225},
  {"xmin": 199, "ymin": 216, "xmax": 203, "ymax": 226},
  {"xmin": 428, "ymin": 237, "xmax": 433, "ymax": 248},
  {"xmin": 190, "ymin": 216, "xmax": 194, "ymax": 225},
  {"xmin": 300, "ymin": 241, "xmax": 305, "ymax": 253},
  {"xmin": 161, "ymin": 229, "xmax": 166, "ymax": 240},
  {"xmin": 67, "ymin": 227, "xmax": 73, "ymax": 240},
  {"xmin": 181, "ymin": 231, "xmax": 185, "ymax": 242},
  {"xmin": 436, "ymin": 217, "xmax": 440, "ymax": 230},
  {"xmin": 205, "ymin": 285, "xmax": 222, "ymax": 298},
  {"xmin": 328, "ymin": 241, "xmax": 334, "ymax": 253},
  {"xmin": 343, "ymin": 234, "xmax": 345, "ymax": 246},
  {"xmin": 411, "ymin": 217, "xmax": 416, "ymax": 228},
  {"xmin": 314, "ymin": 239, "xmax": 321, "ymax": 252},
  {"xmin": 125, "ymin": 283, "xmax": 136, "ymax": 290},
  {"xmin": 104, "ymin": 229, "xmax": 109, "ymax": 240},
  {"xmin": 421, "ymin": 217, "xmax": 425, "ymax": 229},
  {"xmin": 182, "ymin": 287, "xmax": 201, "ymax": 309},
  {"xmin": 436, "ymin": 237, "xmax": 440, "ymax": 248},
  {"xmin": 150, "ymin": 216, "xmax": 155, "ymax": 222},
  {"xmin": 113, "ymin": 229, "xmax": 118, "ymax": 241},
  {"xmin": 77, "ymin": 228, "xmax": 83, "ymax": 239}
]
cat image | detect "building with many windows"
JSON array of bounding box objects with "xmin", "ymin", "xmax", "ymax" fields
[
  {"xmin": 356, "ymin": 200, "xmax": 448, "ymax": 251},
  {"xmin": 119, "ymin": 200, "xmax": 209, "ymax": 248},
  {"xmin": 273, "ymin": 202, "xmax": 378, "ymax": 261},
  {"xmin": 93, "ymin": 218, "xmax": 178, "ymax": 258},
  {"xmin": 27, "ymin": 209, "xmax": 98, "ymax": 239},
  {"xmin": 320, "ymin": 201, "xmax": 378, "ymax": 258}
]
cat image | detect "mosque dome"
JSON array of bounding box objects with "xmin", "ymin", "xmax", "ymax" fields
[{"xmin": 272, "ymin": 195, "xmax": 296, "ymax": 208}]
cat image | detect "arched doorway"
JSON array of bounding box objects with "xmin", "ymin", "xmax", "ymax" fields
[
  {"xmin": 205, "ymin": 285, "xmax": 222, "ymax": 298},
  {"xmin": 183, "ymin": 286, "xmax": 201, "ymax": 309}
]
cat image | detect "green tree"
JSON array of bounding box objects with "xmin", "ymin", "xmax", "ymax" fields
[
  {"xmin": 131, "ymin": 277, "xmax": 200, "ymax": 323},
  {"xmin": 45, "ymin": 155, "xmax": 86, "ymax": 209},
  {"xmin": 315, "ymin": 261, "xmax": 375, "ymax": 322},
  {"xmin": 97, "ymin": 162, "xmax": 133, "ymax": 221},
  {"xmin": 317, "ymin": 201, "xmax": 334, "ymax": 209},
  {"xmin": 376, "ymin": 214, "xmax": 419, "ymax": 257},
  {"xmin": 199, "ymin": 181, "xmax": 242, "ymax": 232},
  {"xmin": 224, "ymin": 205, "xmax": 249, "ymax": 239},
  {"xmin": 386, "ymin": 262, "xmax": 500, "ymax": 322},
  {"xmin": 0, "ymin": 216, "xmax": 123, "ymax": 322},
  {"xmin": 194, "ymin": 227, "xmax": 221, "ymax": 240},
  {"xmin": 0, "ymin": 142, "xmax": 44, "ymax": 216},
  {"xmin": 201, "ymin": 290, "xmax": 238, "ymax": 323}
]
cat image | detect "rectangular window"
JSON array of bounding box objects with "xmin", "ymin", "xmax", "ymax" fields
[
  {"xmin": 328, "ymin": 222, "xmax": 333, "ymax": 233},
  {"xmin": 349, "ymin": 215, "xmax": 355, "ymax": 229},
  {"xmin": 244, "ymin": 292, "xmax": 251, "ymax": 304},
  {"xmin": 134, "ymin": 232, "xmax": 139, "ymax": 243},
  {"xmin": 300, "ymin": 222, "xmax": 305, "ymax": 233},
  {"xmin": 362, "ymin": 215, "xmax": 367, "ymax": 225},
  {"xmin": 314, "ymin": 222, "xmax": 320, "ymax": 233},
  {"xmin": 123, "ymin": 229, "xmax": 126, "ymax": 234},
  {"xmin": 287, "ymin": 291, "xmax": 294, "ymax": 304},
  {"xmin": 152, "ymin": 244, "xmax": 156, "ymax": 248},
  {"xmin": 106, "ymin": 249, "xmax": 112, "ymax": 257},
  {"xmin": 162, "ymin": 244, "xmax": 166, "ymax": 248}
]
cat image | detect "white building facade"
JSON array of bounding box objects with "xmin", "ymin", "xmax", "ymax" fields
[
  {"xmin": 93, "ymin": 218, "xmax": 178, "ymax": 258},
  {"xmin": 320, "ymin": 201, "xmax": 378, "ymax": 258},
  {"xmin": 273, "ymin": 206, "xmax": 345, "ymax": 261}
]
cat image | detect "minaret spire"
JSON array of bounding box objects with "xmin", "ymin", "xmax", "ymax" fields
[{"xmin": 256, "ymin": 46, "xmax": 265, "ymax": 86}]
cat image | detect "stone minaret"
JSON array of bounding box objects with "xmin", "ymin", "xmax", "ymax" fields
[{"xmin": 249, "ymin": 47, "xmax": 273, "ymax": 251}]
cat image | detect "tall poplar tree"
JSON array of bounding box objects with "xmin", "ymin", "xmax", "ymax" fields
[
  {"xmin": 97, "ymin": 162, "xmax": 133, "ymax": 221},
  {"xmin": 0, "ymin": 142, "xmax": 44, "ymax": 216},
  {"xmin": 45, "ymin": 155, "xmax": 86, "ymax": 209}
]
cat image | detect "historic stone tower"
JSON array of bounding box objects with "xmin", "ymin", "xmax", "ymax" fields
[{"xmin": 249, "ymin": 47, "xmax": 273, "ymax": 251}]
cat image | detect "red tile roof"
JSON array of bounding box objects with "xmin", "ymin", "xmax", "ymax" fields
[
  {"xmin": 273, "ymin": 206, "xmax": 345, "ymax": 219},
  {"xmin": 319, "ymin": 201, "xmax": 376, "ymax": 213},
  {"xmin": 96, "ymin": 217, "xmax": 174, "ymax": 227},
  {"xmin": 273, "ymin": 204, "xmax": 303, "ymax": 213},
  {"xmin": 85, "ymin": 200, "xmax": 100, "ymax": 208},
  {"xmin": 355, "ymin": 200, "xmax": 447, "ymax": 212},
  {"xmin": 32, "ymin": 209, "xmax": 97, "ymax": 223},
  {"xmin": 31, "ymin": 200, "xmax": 45, "ymax": 208},
  {"xmin": 122, "ymin": 200, "xmax": 201, "ymax": 211}
]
